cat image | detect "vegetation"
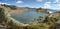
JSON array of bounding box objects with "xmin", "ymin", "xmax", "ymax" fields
[
  {"xmin": 0, "ymin": 5, "xmax": 60, "ymax": 29},
  {"xmin": 0, "ymin": 5, "xmax": 24, "ymax": 29},
  {"xmin": 1, "ymin": 4, "xmax": 17, "ymax": 10},
  {"xmin": 25, "ymin": 16, "xmax": 59, "ymax": 29}
]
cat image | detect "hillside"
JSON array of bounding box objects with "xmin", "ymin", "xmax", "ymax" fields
[
  {"xmin": 1, "ymin": 4, "xmax": 50, "ymax": 14},
  {"xmin": 36, "ymin": 8, "xmax": 49, "ymax": 14},
  {"xmin": 0, "ymin": 4, "xmax": 60, "ymax": 29},
  {"xmin": 0, "ymin": 5, "xmax": 28, "ymax": 29},
  {"xmin": 0, "ymin": 4, "xmax": 28, "ymax": 14}
]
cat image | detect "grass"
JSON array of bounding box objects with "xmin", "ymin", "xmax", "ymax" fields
[{"xmin": 0, "ymin": 5, "xmax": 60, "ymax": 29}]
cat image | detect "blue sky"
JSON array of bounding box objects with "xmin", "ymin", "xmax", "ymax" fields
[{"xmin": 0, "ymin": 0, "xmax": 60, "ymax": 10}]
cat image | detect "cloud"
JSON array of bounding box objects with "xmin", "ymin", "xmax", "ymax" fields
[
  {"xmin": 51, "ymin": 4, "xmax": 60, "ymax": 10},
  {"xmin": 36, "ymin": 0, "xmax": 42, "ymax": 2},
  {"xmin": 51, "ymin": 8, "xmax": 60, "ymax": 10},
  {"xmin": 16, "ymin": 1, "xmax": 23, "ymax": 3},
  {"xmin": 0, "ymin": 2, "xmax": 11, "ymax": 5},
  {"xmin": 0, "ymin": 2, "xmax": 7, "ymax": 4},
  {"xmin": 42, "ymin": 2, "xmax": 60, "ymax": 10},
  {"xmin": 58, "ymin": 4, "xmax": 60, "ymax": 6},
  {"xmin": 53, "ymin": 0, "xmax": 60, "ymax": 3},
  {"xmin": 42, "ymin": 2, "xmax": 51, "ymax": 9},
  {"xmin": 55, "ymin": 0, "xmax": 59, "ymax": 2}
]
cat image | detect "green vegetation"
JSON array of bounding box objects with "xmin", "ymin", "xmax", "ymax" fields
[
  {"xmin": 24, "ymin": 16, "xmax": 59, "ymax": 29},
  {"xmin": 0, "ymin": 5, "xmax": 24, "ymax": 29},
  {"xmin": 0, "ymin": 5, "xmax": 60, "ymax": 29},
  {"xmin": 1, "ymin": 4, "xmax": 17, "ymax": 10}
]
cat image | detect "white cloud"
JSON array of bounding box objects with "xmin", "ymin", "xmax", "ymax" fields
[
  {"xmin": 53, "ymin": 0, "xmax": 60, "ymax": 3},
  {"xmin": 36, "ymin": 0, "xmax": 42, "ymax": 2},
  {"xmin": 51, "ymin": 4, "xmax": 60, "ymax": 10},
  {"xmin": 16, "ymin": 1, "xmax": 23, "ymax": 3},
  {"xmin": 42, "ymin": 2, "xmax": 51, "ymax": 9},
  {"xmin": 0, "ymin": 2, "xmax": 11, "ymax": 5},
  {"xmin": 58, "ymin": 4, "xmax": 60, "ymax": 6},
  {"xmin": 0, "ymin": 2, "xmax": 7, "ymax": 4},
  {"xmin": 42, "ymin": 1, "xmax": 60, "ymax": 10},
  {"xmin": 55, "ymin": 0, "xmax": 59, "ymax": 2},
  {"xmin": 51, "ymin": 8, "xmax": 60, "ymax": 10}
]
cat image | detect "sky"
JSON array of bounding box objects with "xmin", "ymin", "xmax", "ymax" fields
[{"xmin": 0, "ymin": 0, "xmax": 60, "ymax": 10}]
